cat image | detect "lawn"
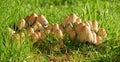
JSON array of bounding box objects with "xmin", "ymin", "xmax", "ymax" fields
[{"xmin": 0, "ymin": 0, "xmax": 120, "ymax": 62}]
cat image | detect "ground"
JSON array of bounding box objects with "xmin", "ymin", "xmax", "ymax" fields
[{"xmin": 0, "ymin": 0, "xmax": 120, "ymax": 62}]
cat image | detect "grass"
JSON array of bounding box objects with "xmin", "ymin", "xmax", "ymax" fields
[{"xmin": 0, "ymin": 0, "xmax": 120, "ymax": 62}]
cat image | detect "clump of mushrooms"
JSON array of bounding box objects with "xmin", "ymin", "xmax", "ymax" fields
[{"xmin": 8, "ymin": 13, "xmax": 107, "ymax": 45}]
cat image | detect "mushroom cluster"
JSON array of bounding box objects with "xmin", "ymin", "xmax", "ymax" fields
[{"xmin": 8, "ymin": 13, "xmax": 107, "ymax": 45}]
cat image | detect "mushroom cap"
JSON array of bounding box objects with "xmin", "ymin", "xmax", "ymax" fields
[
  {"xmin": 97, "ymin": 28, "xmax": 107, "ymax": 38},
  {"xmin": 92, "ymin": 20, "xmax": 98, "ymax": 32},
  {"xmin": 62, "ymin": 16, "xmax": 69, "ymax": 27},
  {"xmin": 36, "ymin": 15, "xmax": 48, "ymax": 27},
  {"xmin": 32, "ymin": 21, "xmax": 44, "ymax": 31},
  {"xmin": 69, "ymin": 29, "xmax": 76, "ymax": 40},
  {"xmin": 69, "ymin": 13, "xmax": 78, "ymax": 23},
  {"xmin": 92, "ymin": 31, "xmax": 97, "ymax": 44},
  {"xmin": 75, "ymin": 22, "xmax": 86, "ymax": 34},
  {"xmin": 27, "ymin": 13, "xmax": 38, "ymax": 26},
  {"xmin": 53, "ymin": 29, "xmax": 63, "ymax": 39},
  {"xmin": 31, "ymin": 31, "xmax": 41, "ymax": 41},
  {"xmin": 77, "ymin": 25, "xmax": 93, "ymax": 42},
  {"xmin": 17, "ymin": 18, "xmax": 26, "ymax": 30},
  {"xmin": 28, "ymin": 28, "xmax": 35, "ymax": 36},
  {"xmin": 96, "ymin": 35, "xmax": 102, "ymax": 45}
]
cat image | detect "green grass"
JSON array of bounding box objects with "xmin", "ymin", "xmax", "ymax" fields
[{"xmin": 0, "ymin": 0, "xmax": 120, "ymax": 62}]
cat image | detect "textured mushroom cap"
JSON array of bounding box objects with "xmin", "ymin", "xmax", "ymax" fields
[
  {"xmin": 92, "ymin": 31, "xmax": 97, "ymax": 44},
  {"xmin": 28, "ymin": 28, "xmax": 35, "ymax": 36},
  {"xmin": 40, "ymin": 32, "xmax": 46, "ymax": 40},
  {"xmin": 75, "ymin": 22, "xmax": 86, "ymax": 34},
  {"xmin": 53, "ymin": 29, "xmax": 63, "ymax": 39},
  {"xmin": 52, "ymin": 23, "xmax": 60, "ymax": 32},
  {"xmin": 92, "ymin": 20, "xmax": 98, "ymax": 32},
  {"xmin": 96, "ymin": 35, "xmax": 102, "ymax": 45},
  {"xmin": 69, "ymin": 13, "xmax": 78, "ymax": 23},
  {"xmin": 36, "ymin": 15, "xmax": 48, "ymax": 27},
  {"xmin": 27, "ymin": 13, "xmax": 38, "ymax": 26},
  {"xmin": 31, "ymin": 31, "xmax": 41, "ymax": 41},
  {"xmin": 62, "ymin": 16, "xmax": 69, "ymax": 27},
  {"xmin": 77, "ymin": 25, "xmax": 93, "ymax": 42},
  {"xmin": 69, "ymin": 29, "xmax": 76, "ymax": 40},
  {"xmin": 83, "ymin": 21, "xmax": 91, "ymax": 29},
  {"xmin": 32, "ymin": 21, "xmax": 44, "ymax": 31},
  {"xmin": 97, "ymin": 28, "xmax": 107, "ymax": 38},
  {"xmin": 75, "ymin": 18, "xmax": 82, "ymax": 24},
  {"xmin": 17, "ymin": 18, "xmax": 26, "ymax": 30}
]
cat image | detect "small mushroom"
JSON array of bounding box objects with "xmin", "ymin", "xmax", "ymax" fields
[
  {"xmin": 17, "ymin": 18, "xmax": 26, "ymax": 30},
  {"xmin": 97, "ymin": 28, "xmax": 107, "ymax": 38},
  {"xmin": 36, "ymin": 15, "xmax": 48, "ymax": 27},
  {"xmin": 83, "ymin": 21, "xmax": 91, "ymax": 29},
  {"xmin": 27, "ymin": 13, "xmax": 38, "ymax": 26},
  {"xmin": 92, "ymin": 31, "xmax": 97, "ymax": 44},
  {"xmin": 69, "ymin": 13, "xmax": 78, "ymax": 23},
  {"xmin": 77, "ymin": 25, "xmax": 93, "ymax": 42},
  {"xmin": 32, "ymin": 21, "xmax": 44, "ymax": 31},
  {"xmin": 69, "ymin": 29, "xmax": 76, "ymax": 40},
  {"xmin": 53, "ymin": 29, "xmax": 63, "ymax": 39},
  {"xmin": 62, "ymin": 16, "xmax": 69, "ymax": 27},
  {"xmin": 31, "ymin": 31, "xmax": 41, "ymax": 41},
  {"xmin": 92, "ymin": 20, "xmax": 98, "ymax": 32},
  {"xmin": 75, "ymin": 18, "xmax": 82, "ymax": 25},
  {"xmin": 96, "ymin": 35, "xmax": 102, "ymax": 45},
  {"xmin": 40, "ymin": 32, "xmax": 46, "ymax": 40},
  {"xmin": 52, "ymin": 23, "xmax": 60, "ymax": 32},
  {"xmin": 75, "ymin": 22, "xmax": 85, "ymax": 34},
  {"xmin": 28, "ymin": 28, "xmax": 35, "ymax": 36}
]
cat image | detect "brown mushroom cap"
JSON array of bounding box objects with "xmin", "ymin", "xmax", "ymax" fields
[
  {"xmin": 53, "ymin": 29, "xmax": 63, "ymax": 39},
  {"xmin": 32, "ymin": 21, "xmax": 44, "ymax": 31},
  {"xmin": 69, "ymin": 13, "xmax": 78, "ymax": 23},
  {"xmin": 28, "ymin": 28, "xmax": 35, "ymax": 36},
  {"xmin": 17, "ymin": 18, "xmax": 26, "ymax": 30},
  {"xmin": 27, "ymin": 13, "xmax": 38, "ymax": 26},
  {"xmin": 97, "ymin": 28, "xmax": 107, "ymax": 38},
  {"xmin": 92, "ymin": 20, "xmax": 98, "ymax": 32},
  {"xmin": 77, "ymin": 25, "xmax": 93, "ymax": 42},
  {"xmin": 36, "ymin": 15, "xmax": 48, "ymax": 27},
  {"xmin": 62, "ymin": 16, "xmax": 69, "ymax": 27},
  {"xmin": 97, "ymin": 35, "xmax": 102, "ymax": 45}
]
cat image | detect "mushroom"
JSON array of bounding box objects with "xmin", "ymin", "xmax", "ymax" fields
[
  {"xmin": 27, "ymin": 28, "xmax": 35, "ymax": 36},
  {"xmin": 96, "ymin": 35, "xmax": 102, "ymax": 45},
  {"xmin": 62, "ymin": 16, "xmax": 69, "ymax": 27},
  {"xmin": 40, "ymin": 32, "xmax": 46, "ymax": 40},
  {"xmin": 53, "ymin": 29, "xmax": 63, "ymax": 39},
  {"xmin": 97, "ymin": 28, "xmax": 107, "ymax": 38},
  {"xmin": 31, "ymin": 31, "xmax": 41, "ymax": 41},
  {"xmin": 32, "ymin": 21, "xmax": 44, "ymax": 31},
  {"xmin": 75, "ymin": 22, "xmax": 85, "ymax": 34},
  {"xmin": 83, "ymin": 21, "xmax": 91, "ymax": 29},
  {"xmin": 92, "ymin": 31, "xmax": 97, "ymax": 44},
  {"xmin": 92, "ymin": 20, "xmax": 98, "ymax": 32},
  {"xmin": 17, "ymin": 18, "xmax": 26, "ymax": 30},
  {"xmin": 75, "ymin": 18, "xmax": 82, "ymax": 25},
  {"xmin": 65, "ymin": 23, "xmax": 75, "ymax": 39},
  {"xmin": 77, "ymin": 25, "xmax": 93, "ymax": 42},
  {"xmin": 27, "ymin": 13, "xmax": 38, "ymax": 26},
  {"xmin": 36, "ymin": 15, "xmax": 48, "ymax": 27},
  {"xmin": 69, "ymin": 13, "xmax": 78, "ymax": 23}
]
